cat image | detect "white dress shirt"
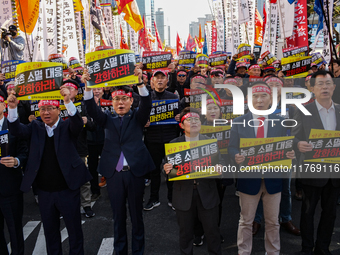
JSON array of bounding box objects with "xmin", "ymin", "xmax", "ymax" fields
[
  {"xmin": 8, "ymin": 101, "xmax": 77, "ymax": 137},
  {"xmin": 315, "ymin": 100, "xmax": 336, "ymax": 131},
  {"xmin": 252, "ymin": 114, "xmax": 268, "ymax": 138},
  {"xmin": 83, "ymin": 86, "xmax": 149, "ymax": 167}
]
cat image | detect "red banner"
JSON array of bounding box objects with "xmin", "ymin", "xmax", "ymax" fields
[
  {"xmin": 286, "ymin": 0, "xmax": 308, "ymax": 49},
  {"xmin": 254, "ymin": 8, "xmax": 263, "ymax": 46},
  {"xmin": 211, "ymin": 20, "xmax": 217, "ymax": 53}
]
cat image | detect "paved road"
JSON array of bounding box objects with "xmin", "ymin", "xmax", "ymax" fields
[{"xmin": 5, "ymin": 179, "xmax": 340, "ymax": 255}]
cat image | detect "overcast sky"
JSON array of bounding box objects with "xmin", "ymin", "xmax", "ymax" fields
[{"xmin": 154, "ymin": 0, "xmax": 213, "ymax": 47}]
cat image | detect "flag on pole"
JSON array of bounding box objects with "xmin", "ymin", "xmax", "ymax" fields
[
  {"xmin": 186, "ymin": 34, "xmax": 196, "ymax": 51},
  {"xmin": 314, "ymin": 0, "xmax": 324, "ymax": 36},
  {"xmin": 120, "ymin": 25, "xmax": 130, "ymax": 49},
  {"xmin": 154, "ymin": 21, "xmax": 163, "ymax": 50},
  {"xmin": 116, "ymin": 0, "xmax": 134, "ymax": 14},
  {"xmin": 176, "ymin": 33, "xmax": 183, "ymax": 56},
  {"xmin": 254, "ymin": 8, "xmax": 264, "ymax": 46},
  {"xmin": 74, "ymin": 0, "xmax": 84, "ymax": 12},
  {"xmin": 138, "ymin": 16, "xmax": 150, "ymax": 50},
  {"xmin": 198, "ymin": 24, "xmax": 203, "ymax": 49},
  {"xmin": 116, "ymin": 0, "xmax": 143, "ymax": 32},
  {"xmin": 202, "ymin": 31, "xmax": 207, "ymax": 55},
  {"xmin": 15, "ymin": 0, "xmax": 40, "ymax": 34}
]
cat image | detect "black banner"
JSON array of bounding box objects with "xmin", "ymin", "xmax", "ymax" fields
[
  {"xmin": 178, "ymin": 51, "xmax": 196, "ymax": 67},
  {"xmin": 150, "ymin": 99, "xmax": 179, "ymax": 125},
  {"xmin": 282, "ymin": 46, "xmax": 309, "ymax": 58},
  {"xmin": 142, "ymin": 51, "xmax": 172, "ymax": 70},
  {"xmin": 0, "ymin": 130, "xmax": 9, "ymax": 158},
  {"xmin": 15, "ymin": 62, "xmax": 63, "ymax": 100}
]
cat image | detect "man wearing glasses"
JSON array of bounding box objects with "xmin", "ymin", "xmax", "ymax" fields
[
  {"xmin": 292, "ymin": 70, "xmax": 340, "ymax": 255},
  {"xmin": 7, "ymin": 87, "xmax": 92, "ymax": 254},
  {"xmin": 82, "ymin": 67, "xmax": 155, "ymax": 255},
  {"xmin": 163, "ymin": 107, "xmax": 223, "ymax": 255}
]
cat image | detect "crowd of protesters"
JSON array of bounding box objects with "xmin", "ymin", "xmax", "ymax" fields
[{"xmin": 0, "ymin": 50, "xmax": 340, "ymax": 255}]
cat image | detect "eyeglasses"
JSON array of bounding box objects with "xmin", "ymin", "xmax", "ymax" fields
[
  {"xmin": 315, "ymin": 81, "xmax": 334, "ymax": 87},
  {"xmin": 39, "ymin": 107, "xmax": 58, "ymax": 113},
  {"xmin": 112, "ymin": 96, "xmax": 130, "ymax": 103},
  {"xmin": 184, "ymin": 117, "xmax": 200, "ymax": 123},
  {"xmin": 178, "ymin": 74, "xmax": 186, "ymax": 77}
]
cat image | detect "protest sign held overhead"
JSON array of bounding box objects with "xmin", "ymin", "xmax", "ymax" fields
[
  {"xmin": 196, "ymin": 54, "xmax": 209, "ymax": 67},
  {"xmin": 142, "ymin": 51, "xmax": 172, "ymax": 70},
  {"xmin": 282, "ymin": 46, "xmax": 309, "ymax": 58},
  {"xmin": 149, "ymin": 99, "xmax": 179, "ymax": 125},
  {"xmin": 1, "ymin": 60, "xmax": 26, "ymax": 82},
  {"xmin": 178, "ymin": 51, "xmax": 196, "ymax": 67},
  {"xmin": 209, "ymin": 52, "xmax": 228, "ymax": 68},
  {"xmin": 85, "ymin": 49, "xmax": 138, "ymax": 88},
  {"xmin": 236, "ymin": 44, "xmax": 252, "ymax": 60},
  {"xmin": 68, "ymin": 57, "xmax": 83, "ymax": 71},
  {"xmin": 281, "ymin": 55, "xmax": 312, "ymax": 78},
  {"xmin": 14, "ymin": 62, "xmax": 63, "ymax": 100}
]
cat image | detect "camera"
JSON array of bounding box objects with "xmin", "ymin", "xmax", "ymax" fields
[{"xmin": 1, "ymin": 28, "xmax": 11, "ymax": 40}]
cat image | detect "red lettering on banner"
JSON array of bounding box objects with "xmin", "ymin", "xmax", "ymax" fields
[
  {"xmin": 94, "ymin": 73, "xmax": 103, "ymax": 84},
  {"xmin": 286, "ymin": 0, "xmax": 308, "ymax": 48}
]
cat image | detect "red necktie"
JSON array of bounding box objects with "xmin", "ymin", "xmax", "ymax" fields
[{"xmin": 256, "ymin": 117, "xmax": 265, "ymax": 138}]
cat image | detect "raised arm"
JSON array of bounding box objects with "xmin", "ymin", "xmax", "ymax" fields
[
  {"xmin": 82, "ymin": 69, "xmax": 108, "ymax": 127},
  {"xmin": 7, "ymin": 94, "xmax": 32, "ymax": 139}
]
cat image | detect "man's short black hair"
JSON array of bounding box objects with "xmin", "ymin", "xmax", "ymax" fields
[
  {"xmin": 310, "ymin": 70, "xmax": 334, "ymax": 87},
  {"xmin": 332, "ymin": 59, "xmax": 340, "ymax": 66},
  {"xmin": 112, "ymin": 86, "xmax": 133, "ymax": 94},
  {"xmin": 179, "ymin": 107, "xmax": 200, "ymax": 123}
]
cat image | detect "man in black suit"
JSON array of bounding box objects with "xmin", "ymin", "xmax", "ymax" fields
[
  {"xmin": 164, "ymin": 107, "xmax": 223, "ymax": 255},
  {"xmin": 82, "ymin": 66, "xmax": 155, "ymax": 255},
  {"xmin": 7, "ymin": 87, "xmax": 92, "ymax": 255},
  {"xmin": 0, "ymin": 91, "xmax": 28, "ymax": 255},
  {"xmin": 292, "ymin": 70, "xmax": 340, "ymax": 255}
]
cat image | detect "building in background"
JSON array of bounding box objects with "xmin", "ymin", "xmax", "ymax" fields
[
  {"xmin": 151, "ymin": 0, "xmax": 155, "ymax": 35},
  {"xmin": 136, "ymin": 0, "xmax": 152, "ymax": 32},
  {"xmin": 156, "ymin": 8, "xmax": 165, "ymax": 42},
  {"xmin": 189, "ymin": 14, "xmax": 213, "ymax": 38},
  {"xmin": 168, "ymin": 26, "xmax": 171, "ymax": 46}
]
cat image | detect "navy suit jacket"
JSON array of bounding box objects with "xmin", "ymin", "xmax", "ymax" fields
[
  {"xmin": 84, "ymin": 92, "xmax": 155, "ymax": 178},
  {"xmin": 8, "ymin": 112, "xmax": 91, "ymax": 193},
  {"xmin": 229, "ymin": 112, "xmax": 287, "ymax": 195},
  {"xmin": 0, "ymin": 118, "xmax": 28, "ymax": 197}
]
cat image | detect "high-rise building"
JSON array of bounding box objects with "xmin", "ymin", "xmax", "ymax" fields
[
  {"xmin": 151, "ymin": 0, "xmax": 155, "ymax": 35},
  {"xmin": 155, "ymin": 8, "xmax": 165, "ymax": 42},
  {"xmin": 189, "ymin": 22, "xmax": 199, "ymax": 38},
  {"xmin": 168, "ymin": 26, "xmax": 171, "ymax": 46},
  {"xmin": 136, "ymin": 0, "xmax": 152, "ymax": 32},
  {"xmin": 189, "ymin": 14, "xmax": 212, "ymax": 38}
]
